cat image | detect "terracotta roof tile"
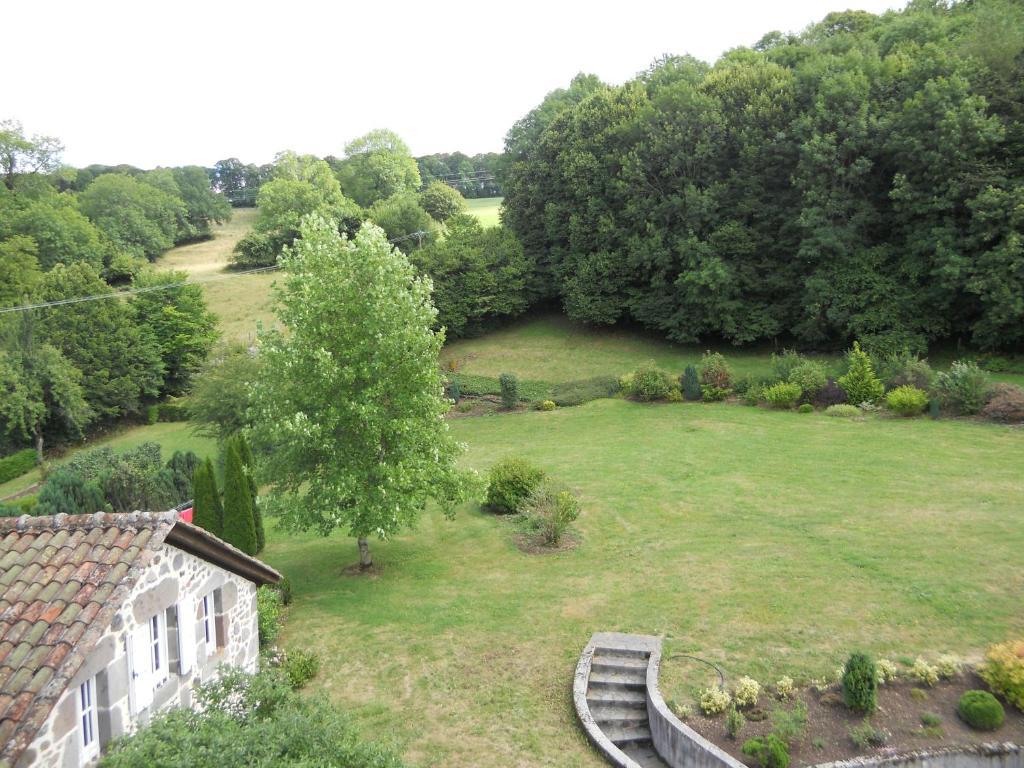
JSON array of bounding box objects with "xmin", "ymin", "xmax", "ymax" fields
[{"xmin": 0, "ymin": 510, "xmax": 280, "ymax": 767}]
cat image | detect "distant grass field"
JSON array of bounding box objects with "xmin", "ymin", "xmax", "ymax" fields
[
  {"xmin": 156, "ymin": 207, "xmax": 276, "ymax": 343},
  {"xmin": 263, "ymin": 398, "xmax": 1024, "ymax": 767},
  {"xmin": 0, "ymin": 422, "xmax": 216, "ymax": 500},
  {"xmin": 465, "ymin": 196, "xmax": 502, "ymax": 227}
]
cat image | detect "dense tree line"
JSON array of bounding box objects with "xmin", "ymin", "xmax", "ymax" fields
[
  {"xmin": 416, "ymin": 151, "xmax": 502, "ymax": 197},
  {"xmin": 0, "ymin": 122, "xmax": 223, "ymax": 458},
  {"xmin": 501, "ymin": 0, "xmax": 1024, "ymax": 353}
]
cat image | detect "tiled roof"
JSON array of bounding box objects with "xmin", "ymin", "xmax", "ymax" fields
[{"xmin": 0, "ymin": 511, "xmax": 280, "ymax": 767}]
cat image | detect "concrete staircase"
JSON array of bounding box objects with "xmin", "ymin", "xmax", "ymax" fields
[{"xmin": 580, "ymin": 640, "xmax": 669, "ymax": 768}]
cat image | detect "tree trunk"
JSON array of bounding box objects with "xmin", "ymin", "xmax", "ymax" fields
[
  {"xmin": 34, "ymin": 427, "xmax": 44, "ymax": 466},
  {"xmin": 357, "ymin": 537, "xmax": 372, "ymax": 569}
]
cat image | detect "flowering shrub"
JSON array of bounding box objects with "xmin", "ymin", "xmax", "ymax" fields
[
  {"xmin": 979, "ymin": 639, "xmax": 1024, "ymax": 711},
  {"xmin": 936, "ymin": 655, "xmax": 961, "ymax": 680},
  {"xmin": 911, "ymin": 657, "xmax": 939, "ymax": 687},
  {"xmin": 733, "ymin": 676, "xmax": 761, "ymax": 708},
  {"xmin": 700, "ymin": 686, "xmax": 732, "ymax": 715},
  {"xmin": 538, "ymin": 399, "xmax": 556, "ymax": 411},
  {"xmin": 775, "ymin": 676, "xmax": 795, "ymax": 699},
  {"xmin": 933, "ymin": 361, "xmax": 991, "ymax": 415},
  {"xmin": 876, "ymin": 659, "xmax": 899, "ymax": 684}
]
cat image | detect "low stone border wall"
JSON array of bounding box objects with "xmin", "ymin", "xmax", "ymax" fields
[
  {"xmin": 813, "ymin": 743, "xmax": 1023, "ymax": 768},
  {"xmin": 645, "ymin": 646, "xmax": 748, "ymax": 768}
]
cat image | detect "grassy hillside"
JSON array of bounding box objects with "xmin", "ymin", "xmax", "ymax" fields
[
  {"xmin": 264, "ymin": 399, "xmax": 1024, "ymax": 767},
  {"xmin": 465, "ymin": 196, "xmax": 502, "ymax": 227},
  {"xmin": 156, "ymin": 207, "xmax": 277, "ymax": 343}
]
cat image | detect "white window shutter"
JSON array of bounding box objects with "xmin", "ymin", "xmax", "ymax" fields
[
  {"xmin": 128, "ymin": 623, "xmax": 153, "ymax": 714},
  {"xmin": 177, "ymin": 601, "xmax": 196, "ymax": 676}
]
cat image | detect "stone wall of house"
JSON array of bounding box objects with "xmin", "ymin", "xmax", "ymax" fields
[{"xmin": 17, "ymin": 544, "xmax": 260, "ymax": 768}]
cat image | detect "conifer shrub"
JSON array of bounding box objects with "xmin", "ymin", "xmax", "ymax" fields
[
  {"xmin": 222, "ymin": 439, "xmax": 258, "ymax": 555},
  {"xmin": 191, "ymin": 458, "xmax": 223, "ymax": 536},
  {"xmin": 885, "ymin": 385, "xmax": 928, "ymax": 416},
  {"xmin": 838, "ymin": 342, "xmax": 885, "ymax": 405},
  {"xmin": 742, "ymin": 733, "xmax": 789, "ymax": 768},
  {"xmin": 842, "ymin": 653, "xmax": 878, "ymax": 713},
  {"xmin": 957, "ymin": 690, "xmax": 1005, "ymax": 731},
  {"xmin": 933, "ymin": 361, "xmax": 991, "ymax": 415},
  {"xmin": 35, "ymin": 469, "xmax": 107, "ymax": 516},
  {"xmin": 681, "ymin": 365, "xmax": 701, "ymax": 401},
  {"xmin": 484, "ymin": 457, "xmax": 545, "ymax": 514},
  {"xmin": 499, "ymin": 372, "xmax": 519, "ymax": 409},
  {"xmin": 981, "ymin": 383, "xmax": 1024, "ymax": 424},
  {"xmin": 166, "ymin": 450, "xmax": 201, "ymax": 502},
  {"xmin": 235, "ymin": 435, "xmax": 264, "ymax": 553}
]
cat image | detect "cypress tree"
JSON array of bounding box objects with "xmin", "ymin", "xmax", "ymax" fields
[
  {"xmin": 682, "ymin": 365, "xmax": 701, "ymax": 401},
  {"xmin": 236, "ymin": 434, "xmax": 265, "ymax": 553},
  {"xmin": 221, "ymin": 438, "xmax": 258, "ymax": 555},
  {"xmin": 191, "ymin": 458, "xmax": 223, "ymax": 536}
]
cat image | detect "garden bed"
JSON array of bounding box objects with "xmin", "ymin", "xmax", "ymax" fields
[{"xmin": 686, "ymin": 674, "xmax": 1024, "ymax": 768}]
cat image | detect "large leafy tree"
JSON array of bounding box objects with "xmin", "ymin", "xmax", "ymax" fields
[
  {"xmin": 8, "ymin": 198, "xmax": 107, "ymax": 271},
  {"xmin": 334, "ymin": 129, "xmax": 421, "ymax": 207},
  {"xmin": 250, "ymin": 216, "xmax": 476, "ymax": 568},
  {"xmin": 0, "ymin": 236, "xmax": 43, "ymax": 307},
  {"xmin": 79, "ymin": 173, "xmax": 185, "ymax": 260},
  {"xmin": 0, "ymin": 119, "xmax": 63, "ymax": 191}
]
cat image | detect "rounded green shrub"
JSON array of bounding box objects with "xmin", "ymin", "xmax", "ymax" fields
[
  {"xmin": 632, "ymin": 361, "xmax": 671, "ymax": 402},
  {"xmin": 499, "ymin": 372, "xmax": 520, "ymax": 409},
  {"xmin": 742, "ymin": 733, "xmax": 789, "ymax": 768},
  {"xmin": 957, "ymin": 690, "xmax": 1004, "ymax": 731},
  {"xmin": 842, "ymin": 652, "xmax": 878, "ymax": 713},
  {"xmin": 762, "ymin": 382, "xmax": 802, "ymax": 409},
  {"xmin": 933, "ymin": 361, "xmax": 991, "ymax": 415},
  {"xmin": 699, "ymin": 351, "xmax": 733, "ymax": 390},
  {"xmin": 789, "ymin": 361, "xmax": 828, "ymax": 399},
  {"xmin": 484, "ymin": 457, "xmax": 544, "ymax": 514},
  {"xmin": 885, "ymin": 385, "xmax": 928, "ymax": 416},
  {"xmin": 538, "ymin": 399, "xmax": 556, "ymax": 411},
  {"xmin": 798, "ymin": 403, "xmax": 814, "ymax": 414}
]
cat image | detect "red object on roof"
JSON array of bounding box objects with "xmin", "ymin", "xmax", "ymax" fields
[{"xmin": 179, "ymin": 507, "xmax": 193, "ymax": 523}]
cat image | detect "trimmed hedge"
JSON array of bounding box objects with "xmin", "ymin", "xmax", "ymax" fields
[
  {"xmin": 157, "ymin": 402, "xmax": 190, "ymax": 422},
  {"xmin": 550, "ymin": 376, "xmax": 620, "ymax": 407},
  {"xmin": 0, "ymin": 449, "xmax": 37, "ymax": 485},
  {"xmin": 447, "ymin": 372, "xmax": 553, "ymax": 402}
]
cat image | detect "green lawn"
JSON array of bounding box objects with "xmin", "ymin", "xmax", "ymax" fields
[
  {"xmin": 262, "ymin": 399, "xmax": 1024, "ymax": 767},
  {"xmin": 465, "ymin": 196, "xmax": 503, "ymax": 227},
  {"xmin": 0, "ymin": 422, "xmax": 217, "ymax": 500}
]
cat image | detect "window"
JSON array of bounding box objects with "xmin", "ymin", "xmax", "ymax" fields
[
  {"xmin": 78, "ymin": 676, "xmax": 99, "ymax": 764},
  {"xmin": 149, "ymin": 612, "xmax": 169, "ymax": 688},
  {"xmin": 201, "ymin": 593, "xmax": 213, "ymax": 652}
]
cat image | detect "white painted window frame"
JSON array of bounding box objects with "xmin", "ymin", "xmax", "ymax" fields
[
  {"xmin": 78, "ymin": 675, "xmax": 99, "ymax": 765},
  {"xmin": 149, "ymin": 612, "xmax": 169, "ymax": 688},
  {"xmin": 201, "ymin": 593, "xmax": 213, "ymax": 656}
]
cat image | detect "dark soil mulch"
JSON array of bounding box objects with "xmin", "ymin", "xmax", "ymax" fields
[
  {"xmin": 688, "ymin": 674, "xmax": 1023, "ymax": 767},
  {"xmin": 512, "ymin": 530, "xmax": 580, "ymax": 555},
  {"xmin": 445, "ymin": 395, "xmax": 526, "ymax": 419}
]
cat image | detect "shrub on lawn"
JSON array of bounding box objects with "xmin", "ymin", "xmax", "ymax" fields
[
  {"xmin": 933, "ymin": 361, "xmax": 991, "ymax": 415},
  {"xmin": 744, "ymin": 382, "xmax": 767, "ymax": 406},
  {"xmin": 538, "ymin": 399, "xmax": 556, "ymax": 411},
  {"xmin": 826, "ymin": 404, "xmax": 861, "ymax": 418},
  {"xmin": 885, "ymin": 385, "xmax": 928, "ymax": 416},
  {"xmin": 700, "ymin": 351, "xmax": 732, "ymax": 390},
  {"xmin": 701, "ymin": 385, "xmax": 731, "ymax": 402},
  {"xmin": 631, "ymin": 361, "xmax": 672, "ymax": 402},
  {"xmin": 762, "ymin": 382, "xmax": 802, "ymax": 409},
  {"xmin": 814, "ymin": 379, "xmax": 849, "ymax": 408},
  {"xmin": 734, "ymin": 676, "xmax": 761, "ymax": 708},
  {"xmin": 742, "ymin": 733, "xmax": 789, "ymax": 768},
  {"xmin": 521, "ymin": 480, "xmax": 580, "ymax": 546},
  {"xmin": 789, "ymin": 360, "xmax": 827, "ymax": 400},
  {"xmin": 0, "ymin": 448, "xmax": 36, "ymax": 485},
  {"xmin": 842, "ymin": 653, "xmax": 878, "ymax": 713},
  {"xmin": 681, "ymin": 365, "xmax": 702, "ymax": 401},
  {"xmin": 550, "ymin": 376, "xmax": 619, "ymax": 407},
  {"xmin": 888, "ymin": 357, "xmax": 935, "ymax": 391},
  {"xmin": 700, "ymin": 687, "xmax": 732, "ymax": 715},
  {"xmin": 499, "ymin": 372, "xmax": 519, "ymax": 409},
  {"xmin": 798, "ymin": 403, "xmax": 814, "ymax": 414},
  {"xmin": 911, "ymin": 657, "xmax": 939, "ymax": 687},
  {"xmin": 981, "ymin": 383, "xmax": 1024, "ymax": 424},
  {"xmin": 979, "ymin": 639, "xmax": 1024, "ymax": 711},
  {"xmin": 957, "ymin": 690, "xmax": 1005, "ymax": 731},
  {"xmin": 282, "ymin": 649, "xmax": 322, "ymax": 690},
  {"xmin": 839, "ymin": 342, "xmax": 885, "ymax": 405},
  {"xmin": 35, "ymin": 469, "xmax": 107, "ymax": 516},
  {"xmin": 771, "ymin": 349, "xmax": 805, "ymax": 382},
  {"xmin": 484, "ymin": 457, "xmax": 544, "ymax": 514}
]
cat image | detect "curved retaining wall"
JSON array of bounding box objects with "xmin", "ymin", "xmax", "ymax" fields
[
  {"xmin": 645, "ymin": 646, "xmax": 748, "ymax": 768},
  {"xmin": 573, "ymin": 638, "xmax": 646, "ymax": 768},
  {"xmin": 812, "ymin": 744, "xmax": 1023, "ymax": 768}
]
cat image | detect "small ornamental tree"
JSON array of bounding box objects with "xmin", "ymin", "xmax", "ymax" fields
[
  {"xmin": 838, "ymin": 342, "xmax": 885, "ymax": 405},
  {"xmin": 191, "ymin": 458, "xmax": 223, "ymax": 536},
  {"xmin": 842, "ymin": 652, "xmax": 878, "ymax": 714},
  {"xmin": 250, "ymin": 217, "xmax": 477, "ymax": 569},
  {"xmin": 222, "ymin": 439, "xmax": 257, "ymax": 555}
]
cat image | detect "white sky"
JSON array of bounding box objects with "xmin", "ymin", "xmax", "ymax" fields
[{"xmin": 8, "ymin": 0, "xmax": 905, "ymax": 169}]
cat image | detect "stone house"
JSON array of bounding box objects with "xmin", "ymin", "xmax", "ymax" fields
[{"xmin": 0, "ymin": 511, "xmax": 281, "ymax": 768}]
